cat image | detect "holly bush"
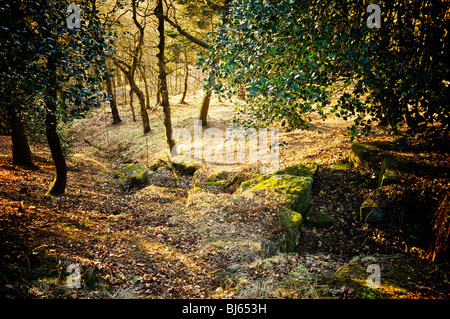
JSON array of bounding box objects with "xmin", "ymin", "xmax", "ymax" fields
[{"xmin": 200, "ymin": 0, "xmax": 449, "ymax": 136}]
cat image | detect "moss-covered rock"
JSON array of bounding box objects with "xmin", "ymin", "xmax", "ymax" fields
[
  {"xmin": 276, "ymin": 163, "xmax": 318, "ymax": 178},
  {"xmin": 149, "ymin": 156, "xmax": 198, "ymax": 175},
  {"xmin": 378, "ymin": 157, "xmax": 402, "ymax": 187},
  {"xmin": 239, "ymin": 174, "xmax": 314, "ymax": 214},
  {"xmin": 279, "ymin": 207, "xmax": 303, "ymax": 252},
  {"xmin": 331, "ymin": 162, "xmax": 352, "ymax": 171},
  {"xmin": 196, "ymin": 172, "xmax": 247, "ymax": 193},
  {"xmin": 304, "ymin": 205, "xmax": 334, "ymax": 228},
  {"xmin": 120, "ymin": 163, "xmax": 151, "ymax": 187},
  {"xmin": 360, "ymin": 186, "xmax": 400, "ymax": 224},
  {"xmin": 235, "ymin": 163, "xmax": 320, "ymax": 252},
  {"xmin": 206, "ymin": 171, "xmax": 229, "ymax": 183},
  {"xmin": 172, "ymin": 156, "xmax": 198, "ymax": 175},
  {"xmin": 349, "ymin": 142, "xmax": 390, "ymax": 168}
]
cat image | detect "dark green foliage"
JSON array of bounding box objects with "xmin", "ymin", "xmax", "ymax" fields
[
  {"xmin": 200, "ymin": 0, "xmax": 449, "ymax": 135},
  {"xmin": 0, "ymin": 0, "xmax": 115, "ymax": 136},
  {"xmin": 0, "ymin": 0, "xmax": 116, "ymax": 194}
]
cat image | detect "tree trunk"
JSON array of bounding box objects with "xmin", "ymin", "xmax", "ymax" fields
[
  {"xmin": 7, "ymin": 103, "xmax": 34, "ymax": 168},
  {"xmin": 155, "ymin": 0, "xmax": 175, "ymax": 152},
  {"xmin": 199, "ymin": 91, "xmax": 211, "ymax": 126},
  {"xmin": 180, "ymin": 59, "xmax": 189, "ymax": 104},
  {"xmin": 156, "ymin": 78, "xmax": 161, "ymax": 106},
  {"xmin": 132, "ymin": 79, "xmax": 151, "ymax": 133},
  {"xmin": 106, "ymin": 73, "xmax": 121, "ymax": 125},
  {"xmin": 129, "ymin": 89, "xmax": 136, "ymax": 122},
  {"xmin": 139, "ymin": 64, "xmax": 151, "ymax": 110},
  {"xmin": 131, "ymin": 0, "xmax": 150, "ymax": 134},
  {"xmin": 45, "ymin": 109, "xmax": 67, "ymax": 196},
  {"xmin": 44, "ymin": 58, "xmax": 66, "ymax": 196}
]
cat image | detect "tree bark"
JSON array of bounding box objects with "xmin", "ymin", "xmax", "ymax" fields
[
  {"xmin": 179, "ymin": 56, "xmax": 189, "ymax": 104},
  {"xmin": 199, "ymin": 90, "xmax": 211, "ymax": 126},
  {"xmin": 139, "ymin": 64, "xmax": 151, "ymax": 110},
  {"xmin": 45, "ymin": 58, "xmax": 67, "ymax": 196},
  {"xmin": 106, "ymin": 73, "xmax": 121, "ymax": 124},
  {"xmin": 162, "ymin": 14, "xmax": 208, "ymax": 49},
  {"xmin": 155, "ymin": 0, "xmax": 175, "ymax": 152},
  {"xmin": 129, "ymin": 89, "xmax": 136, "ymax": 122},
  {"xmin": 131, "ymin": 0, "xmax": 150, "ymax": 134},
  {"xmin": 45, "ymin": 109, "xmax": 67, "ymax": 196},
  {"xmin": 156, "ymin": 78, "xmax": 161, "ymax": 106},
  {"xmin": 6, "ymin": 102, "xmax": 34, "ymax": 168}
]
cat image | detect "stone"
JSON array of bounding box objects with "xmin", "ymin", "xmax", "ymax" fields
[
  {"xmin": 260, "ymin": 238, "xmax": 278, "ymax": 258},
  {"xmin": 331, "ymin": 162, "xmax": 352, "ymax": 171},
  {"xmin": 206, "ymin": 171, "xmax": 228, "ymax": 183},
  {"xmin": 378, "ymin": 157, "xmax": 402, "ymax": 187},
  {"xmin": 235, "ymin": 163, "xmax": 320, "ymax": 252},
  {"xmin": 172, "ymin": 156, "xmax": 198, "ymax": 175},
  {"xmin": 348, "ymin": 141, "xmax": 390, "ymax": 168},
  {"xmin": 360, "ymin": 186, "xmax": 399, "ymax": 224},
  {"xmin": 304, "ymin": 205, "xmax": 334, "ymax": 228},
  {"xmin": 238, "ymin": 174, "xmax": 314, "ymax": 214},
  {"xmin": 197, "ymin": 173, "xmax": 247, "ymax": 193},
  {"xmin": 276, "ymin": 163, "xmax": 318, "ymax": 177},
  {"xmin": 278, "ymin": 207, "xmax": 303, "ymax": 252},
  {"xmin": 121, "ymin": 163, "xmax": 151, "ymax": 186}
]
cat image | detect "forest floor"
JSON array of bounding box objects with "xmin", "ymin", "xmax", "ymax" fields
[{"xmin": 0, "ymin": 90, "xmax": 449, "ymax": 299}]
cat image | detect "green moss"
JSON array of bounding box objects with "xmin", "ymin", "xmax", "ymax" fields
[
  {"xmin": 239, "ymin": 174, "xmax": 270, "ymax": 191},
  {"xmin": 331, "ymin": 163, "xmax": 351, "ymax": 170},
  {"xmin": 172, "ymin": 162, "xmax": 197, "ymax": 175},
  {"xmin": 378, "ymin": 157, "xmax": 402, "ymax": 187},
  {"xmin": 318, "ymin": 263, "xmax": 384, "ymax": 299},
  {"xmin": 349, "ymin": 143, "xmax": 381, "ymax": 168},
  {"xmin": 122, "ymin": 164, "xmax": 147, "ymax": 176},
  {"xmin": 246, "ymin": 175, "xmax": 313, "ymax": 214},
  {"xmin": 278, "ymin": 208, "xmax": 303, "ymax": 253},
  {"xmin": 304, "ymin": 206, "xmax": 334, "ymax": 228},
  {"xmin": 360, "ymin": 187, "xmax": 395, "ymax": 224},
  {"xmin": 276, "ymin": 163, "xmax": 318, "ymax": 178},
  {"xmin": 116, "ymin": 163, "xmax": 152, "ymax": 190},
  {"xmin": 280, "ymin": 207, "xmax": 303, "ymax": 229},
  {"xmin": 207, "ymin": 171, "xmax": 228, "ymax": 182}
]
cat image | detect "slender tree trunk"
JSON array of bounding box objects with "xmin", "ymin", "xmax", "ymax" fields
[
  {"xmin": 156, "ymin": 78, "xmax": 161, "ymax": 105},
  {"xmin": 45, "ymin": 58, "xmax": 67, "ymax": 196},
  {"xmin": 179, "ymin": 59, "xmax": 189, "ymax": 104},
  {"xmin": 155, "ymin": 0, "xmax": 175, "ymax": 152},
  {"xmin": 199, "ymin": 91, "xmax": 211, "ymax": 126},
  {"xmin": 106, "ymin": 73, "xmax": 121, "ymax": 124},
  {"xmin": 139, "ymin": 64, "xmax": 151, "ymax": 110},
  {"xmin": 129, "ymin": 89, "xmax": 136, "ymax": 122},
  {"xmin": 45, "ymin": 109, "xmax": 67, "ymax": 196},
  {"xmin": 7, "ymin": 102, "xmax": 34, "ymax": 168},
  {"xmin": 131, "ymin": 0, "xmax": 150, "ymax": 134},
  {"xmin": 131, "ymin": 79, "xmax": 150, "ymax": 133}
]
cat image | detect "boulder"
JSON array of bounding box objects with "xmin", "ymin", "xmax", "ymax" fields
[
  {"xmin": 378, "ymin": 157, "xmax": 402, "ymax": 187},
  {"xmin": 172, "ymin": 155, "xmax": 198, "ymax": 175},
  {"xmin": 348, "ymin": 141, "xmax": 390, "ymax": 168},
  {"xmin": 149, "ymin": 156, "xmax": 198, "ymax": 175},
  {"xmin": 197, "ymin": 172, "xmax": 247, "ymax": 193},
  {"xmin": 304, "ymin": 205, "xmax": 334, "ymax": 228},
  {"xmin": 360, "ymin": 186, "xmax": 407, "ymax": 224},
  {"xmin": 278, "ymin": 207, "xmax": 303, "ymax": 252},
  {"xmin": 235, "ymin": 163, "xmax": 323, "ymax": 252},
  {"xmin": 238, "ymin": 173, "xmax": 314, "ymax": 214},
  {"xmin": 120, "ymin": 163, "xmax": 151, "ymax": 188},
  {"xmin": 275, "ymin": 163, "xmax": 318, "ymax": 177},
  {"xmin": 331, "ymin": 162, "xmax": 352, "ymax": 171}
]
